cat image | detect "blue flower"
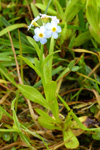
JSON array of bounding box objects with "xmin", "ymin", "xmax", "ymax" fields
[
  {"xmin": 50, "ymin": 16, "xmax": 60, "ymax": 24},
  {"xmin": 27, "ymin": 16, "xmax": 40, "ymax": 31},
  {"xmin": 39, "ymin": 13, "xmax": 50, "ymax": 19},
  {"xmin": 33, "ymin": 26, "xmax": 47, "ymax": 44},
  {"xmin": 45, "ymin": 21, "xmax": 61, "ymax": 39}
]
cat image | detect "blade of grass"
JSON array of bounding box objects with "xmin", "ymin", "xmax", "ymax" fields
[
  {"xmin": 18, "ymin": 29, "xmax": 23, "ymax": 83},
  {"xmin": 0, "ymin": 24, "xmax": 27, "ymax": 37}
]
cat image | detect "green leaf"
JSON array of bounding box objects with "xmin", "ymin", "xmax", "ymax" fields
[
  {"xmin": 73, "ymin": 31, "xmax": 91, "ymax": 46},
  {"xmin": 44, "ymin": 81, "xmax": 59, "ymax": 120},
  {"xmin": 3, "ymin": 133, "xmax": 11, "ymax": 141},
  {"xmin": 19, "ymin": 133, "xmax": 34, "ymax": 149},
  {"xmin": 92, "ymin": 131, "xmax": 100, "ymax": 140},
  {"xmin": 13, "ymin": 133, "xmax": 18, "ymax": 142},
  {"xmin": 0, "ymin": 38, "xmax": 35, "ymax": 54},
  {"xmin": 57, "ymin": 67, "xmax": 70, "ymax": 81},
  {"xmin": 63, "ymin": 129, "xmax": 79, "ymax": 149},
  {"xmin": 71, "ymin": 66, "xmax": 81, "ymax": 72},
  {"xmin": 45, "ymin": 81, "xmax": 57, "ymax": 103},
  {"xmin": 38, "ymin": 116, "xmax": 59, "ymax": 130},
  {"xmin": 26, "ymin": 36, "xmax": 40, "ymax": 58},
  {"xmin": 35, "ymin": 3, "xmax": 57, "ymax": 15},
  {"xmin": 41, "ymin": 50, "xmax": 60, "ymax": 84},
  {"xmin": 64, "ymin": 0, "xmax": 82, "ymax": 22},
  {"xmin": 18, "ymin": 84, "xmax": 49, "ymax": 109},
  {"xmin": 34, "ymin": 66, "xmax": 64, "ymax": 88},
  {"xmin": 41, "ymin": 50, "xmax": 60, "ymax": 67},
  {"xmin": 21, "ymin": 124, "xmax": 45, "ymax": 141},
  {"xmin": 34, "ymin": 57, "xmax": 41, "ymax": 72},
  {"xmin": 43, "ymin": 0, "xmax": 51, "ymax": 5},
  {"xmin": 68, "ymin": 60, "xmax": 75, "ymax": 70},
  {"xmin": 57, "ymin": 60, "xmax": 76, "ymax": 81},
  {"xmin": 0, "ymin": 64, "xmax": 16, "ymax": 86},
  {"xmin": 86, "ymin": 0, "xmax": 100, "ymax": 43},
  {"xmin": 78, "ymin": 9, "xmax": 86, "ymax": 29},
  {"xmin": 89, "ymin": 27, "xmax": 100, "ymax": 44},
  {"xmin": 19, "ymin": 56, "xmax": 42, "ymax": 77},
  {"xmin": 11, "ymin": 97, "xmax": 34, "ymax": 150},
  {"xmin": 86, "ymin": 6, "xmax": 98, "ymax": 32},
  {"xmin": 11, "ymin": 98, "xmax": 21, "ymax": 132},
  {"xmin": 36, "ymin": 109, "xmax": 60, "ymax": 130},
  {"xmin": 0, "ymin": 106, "xmax": 13, "ymax": 120},
  {"xmin": 0, "ymin": 23, "xmax": 27, "ymax": 36},
  {"xmin": 30, "ymin": 3, "xmax": 42, "ymax": 25},
  {"xmin": 53, "ymin": 0, "xmax": 64, "ymax": 18},
  {"xmin": 48, "ymin": 36, "xmax": 54, "ymax": 80},
  {"xmin": 42, "ymin": 62, "xmax": 51, "ymax": 84},
  {"xmin": 35, "ymin": 108, "xmax": 56, "ymax": 123}
]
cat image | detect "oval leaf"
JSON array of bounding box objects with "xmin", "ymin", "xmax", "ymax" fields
[
  {"xmin": 18, "ymin": 84, "xmax": 49, "ymax": 109},
  {"xmin": 63, "ymin": 129, "xmax": 79, "ymax": 149}
]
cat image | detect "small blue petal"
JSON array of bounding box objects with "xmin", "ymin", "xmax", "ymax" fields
[
  {"xmin": 51, "ymin": 20, "xmax": 57, "ymax": 26},
  {"xmin": 40, "ymin": 26, "xmax": 46, "ymax": 32},
  {"xmin": 33, "ymin": 35, "xmax": 40, "ymax": 41},
  {"xmin": 34, "ymin": 27, "xmax": 40, "ymax": 34},
  {"xmin": 46, "ymin": 31, "xmax": 52, "ymax": 38},
  {"xmin": 40, "ymin": 38, "xmax": 47, "ymax": 44},
  {"xmin": 56, "ymin": 26, "xmax": 61, "ymax": 33},
  {"xmin": 45, "ymin": 23, "xmax": 51, "ymax": 30},
  {"xmin": 52, "ymin": 32, "xmax": 58, "ymax": 39}
]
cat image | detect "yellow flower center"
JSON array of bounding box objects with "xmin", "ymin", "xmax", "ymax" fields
[
  {"xmin": 52, "ymin": 27, "xmax": 56, "ymax": 32},
  {"xmin": 32, "ymin": 21, "xmax": 35, "ymax": 25},
  {"xmin": 39, "ymin": 33, "xmax": 44, "ymax": 38}
]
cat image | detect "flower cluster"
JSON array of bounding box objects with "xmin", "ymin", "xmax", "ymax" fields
[{"xmin": 28, "ymin": 14, "xmax": 61, "ymax": 44}]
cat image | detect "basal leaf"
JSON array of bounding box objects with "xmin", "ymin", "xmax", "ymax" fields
[
  {"xmin": 35, "ymin": 108, "xmax": 56, "ymax": 123},
  {"xmin": 19, "ymin": 56, "xmax": 42, "ymax": 77},
  {"xmin": 92, "ymin": 131, "xmax": 100, "ymax": 140},
  {"xmin": 63, "ymin": 129, "xmax": 79, "ymax": 149},
  {"xmin": 44, "ymin": 81, "xmax": 59, "ymax": 120},
  {"xmin": 18, "ymin": 84, "xmax": 49, "ymax": 109},
  {"xmin": 38, "ymin": 117, "xmax": 56, "ymax": 130}
]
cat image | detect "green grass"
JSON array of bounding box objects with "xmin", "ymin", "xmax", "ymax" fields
[{"xmin": 0, "ymin": 0, "xmax": 100, "ymax": 149}]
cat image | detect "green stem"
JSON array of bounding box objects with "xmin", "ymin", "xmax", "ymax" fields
[
  {"xmin": 39, "ymin": 44, "xmax": 46, "ymax": 89},
  {"xmin": 40, "ymin": 44, "xmax": 43, "ymax": 64},
  {"xmin": 49, "ymin": 36, "xmax": 54, "ymax": 80}
]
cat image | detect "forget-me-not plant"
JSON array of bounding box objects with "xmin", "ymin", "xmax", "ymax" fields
[{"xmin": 28, "ymin": 14, "xmax": 61, "ymax": 44}]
